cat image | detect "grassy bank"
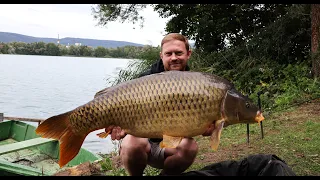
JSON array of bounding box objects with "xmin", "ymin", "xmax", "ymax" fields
[
  {"xmin": 188, "ymin": 98, "xmax": 320, "ymax": 176},
  {"xmin": 96, "ymin": 98, "xmax": 319, "ymax": 176}
]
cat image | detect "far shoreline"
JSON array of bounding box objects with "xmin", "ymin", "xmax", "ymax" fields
[{"xmin": 0, "ymin": 53, "xmax": 136, "ymax": 60}]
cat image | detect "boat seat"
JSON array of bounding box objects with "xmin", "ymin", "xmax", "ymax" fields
[{"xmin": 0, "ymin": 137, "xmax": 56, "ymax": 155}]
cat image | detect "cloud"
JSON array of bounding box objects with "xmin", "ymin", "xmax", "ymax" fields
[{"xmin": 0, "ymin": 4, "xmax": 170, "ymax": 46}]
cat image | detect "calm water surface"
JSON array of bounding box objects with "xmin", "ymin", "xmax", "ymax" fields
[{"xmin": 0, "ymin": 54, "xmax": 131, "ymax": 154}]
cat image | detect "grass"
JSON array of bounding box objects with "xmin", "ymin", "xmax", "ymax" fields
[
  {"xmin": 189, "ymin": 98, "xmax": 320, "ymax": 176},
  {"xmin": 97, "ymin": 98, "xmax": 320, "ymax": 176}
]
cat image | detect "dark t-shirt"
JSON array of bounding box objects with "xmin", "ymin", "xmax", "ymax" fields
[{"xmin": 137, "ymin": 59, "xmax": 190, "ymax": 143}]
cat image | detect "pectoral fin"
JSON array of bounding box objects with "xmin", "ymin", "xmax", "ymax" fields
[
  {"xmin": 96, "ymin": 130, "xmax": 111, "ymax": 138},
  {"xmin": 159, "ymin": 135, "xmax": 183, "ymax": 148},
  {"xmin": 210, "ymin": 120, "xmax": 225, "ymax": 151},
  {"xmin": 96, "ymin": 126, "xmax": 114, "ymax": 138}
]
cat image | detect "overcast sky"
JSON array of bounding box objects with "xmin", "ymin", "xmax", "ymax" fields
[{"xmin": 0, "ymin": 4, "xmax": 172, "ymax": 46}]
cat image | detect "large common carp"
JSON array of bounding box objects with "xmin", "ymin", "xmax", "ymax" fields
[{"xmin": 35, "ymin": 71, "xmax": 264, "ymax": 167}]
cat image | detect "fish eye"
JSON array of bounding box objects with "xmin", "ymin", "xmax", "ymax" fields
[{"xmin": 245, "ymin": 101, "xmax": 250, "ymax": 108}]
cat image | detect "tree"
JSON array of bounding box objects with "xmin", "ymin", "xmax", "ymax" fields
[
  {"xmin": 0, "ymin": 43, "xmax": 9, "ymax": 54},
  {"xmin": 11, "ymin": 42, "xmax": 28, "ymax": 54},
  {"xmin": 30, "ymin": 42, "xmax": 46, "ymax": 55},
  {"xmin": 311, "ymin": 4, "xmax": 320, "ymax": 77},
  {"xmin": 45, "ymin": 43, "xmax": 60, "ymax": 56},
  {"xmin": 94, "ymin": 46, "xmax": 107, "ymax": 57},
  {"xmin": 91, "ymin": 4, "xmax": 301, "ymax": 52},
  {"xmin": 79, "ymin": 45, "xmax": 93, "ymax": 57},
  {"xmin": 58, "ymin": 44, "xmax": 68, "ymax": 56},
  {"xmin": 68, "ymin": 45, "xmax": 80, "ymax": 56},
  {"xmin": 91, "ymin": 4, "xmax": 310, "ymax": 63},
  {"xmin": 91, "ymin": 4, "xmax": 147, "ymax": 28}
]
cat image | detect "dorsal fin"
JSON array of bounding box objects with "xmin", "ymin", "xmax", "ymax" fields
[{"xmin": 94, "ymin": 87, "xmax": 110, "ymax": 98}]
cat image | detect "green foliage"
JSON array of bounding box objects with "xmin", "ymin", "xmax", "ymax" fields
[
  {"xmin": 188, "ymin": 47, "xmax": 320, "ymax": 113},
  {"xmin": 100, "ymin": 157, "xmax": 113, "ymax": 171},
  {"xmin": 79, "ymin": 45, "xmax": 94, "ymax": 57},
  {"xmin": 99, "ymin": 157, "xmax": 128, "ymax": 176},
  {"xmin": 137, "ymin": 45, "xmax": 161, "ymax": 62},
  {"xmin": 0, "ymin": 41, "xmax": 152, "ymax": 59},
  {"xmin": 94, "ymin": 46, "xmax": 107, "ymax": 57},
  {"xmin": 0, "ymin": 43, "xmax": 9, "ymax": 54},
  {"xmin": 269, "ymin": 64, "xmax": 320, "ymax": 111},
  {"xmin": 45, "ymin": 43, "xmax": 60, "ymax": 56},
  {"xmin": 92, "ymin": 4, "xmax": 309, "ymax": 57},
  {"xmin": 99, "ymin": 157, "xmax": 160, "ymax": 176},
  {"xmin": 154, "ymin": 4, "xmax": 310, "ymax": 64},
  {"xmin": 105, "ymin": 45, "xmax": 160, "ymax": 86},
  {"xmin": 143, "ymin": 166, "xmax": 161, "ymax": 176},
  {"xmin": 91, "ymin": 4, "xmax": 147, "ymax": 28},
  {"xmin": 237, "ymin": 61, "xmax": 319, "ymax": 113},
  {"xmin": 92, "ymin": 4, "xmax": 311, "ymax": 64},
  {"xmin": 31, "ymin": 42, "xmax": 46, "ymax": 55},
  {"xmin": 58, "ymin": 44, "xmax": 68, "ymax": 56}
]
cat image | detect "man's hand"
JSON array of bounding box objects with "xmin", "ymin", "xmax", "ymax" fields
[
  {"xmin": 110, "ymin": 126, "xmax": 127, "ymax": 140},
  {"xmin": 202, "ymin": 123, "xmax": 215, "ymax": 136}
]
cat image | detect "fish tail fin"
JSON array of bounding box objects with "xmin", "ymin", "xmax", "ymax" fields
[
  {"xmin": 35, "ymin": 111, "xmax": 87, "ymax": 168},
  {"xmin": 58, "ymin": 128, "xmax": 86, "ymax": 168}
]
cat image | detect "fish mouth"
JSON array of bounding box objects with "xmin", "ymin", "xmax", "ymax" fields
[{"xmin": 255, "ymin": 111, "xmax": 265, "ymax": 123}]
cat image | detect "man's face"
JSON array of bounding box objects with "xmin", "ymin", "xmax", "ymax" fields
[{"xmin": 160, "ymin": 40, "xmax": 192, "ymax": 71}]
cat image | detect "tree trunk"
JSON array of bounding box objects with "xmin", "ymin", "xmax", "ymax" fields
[{"xmin": 311, "ymin": 4, "xmax": 320, "ymax": 78}]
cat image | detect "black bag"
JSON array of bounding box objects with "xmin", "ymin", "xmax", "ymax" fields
[{"xmin": 177, "ymin": 154, "xmax": 296, "ymax": 176}]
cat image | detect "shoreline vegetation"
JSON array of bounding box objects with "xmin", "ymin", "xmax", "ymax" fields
[
  {"xmin": 0, "ymin": 53, "xmax": 132, "ymax": 60},
  {"xmin": 0, "ymin": 41, "xmax": 159, "ymax": 60}
]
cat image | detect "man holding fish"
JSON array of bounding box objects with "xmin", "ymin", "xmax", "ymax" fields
[
  {"xmin": 110, "ymin": 33, "xmax": 212, "ymax": 176},
  {"xmin": 35, "ymin": 33, "xmax": 264, "ymax": 176},
  {"xmin": 110, "ymin": 33, "xmax": 260, "ymax": 176}
]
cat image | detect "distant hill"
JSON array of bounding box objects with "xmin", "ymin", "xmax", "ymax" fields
[{"xmin": 0, "ymin": 32, "xmax": 145, "ymax": 48}]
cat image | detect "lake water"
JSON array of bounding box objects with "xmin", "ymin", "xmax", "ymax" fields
[{"xmin": 0, "ymin": 54, "xmax": 132, "ymax": 154}]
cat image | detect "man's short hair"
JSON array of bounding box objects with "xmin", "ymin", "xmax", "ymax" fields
[{"xmin": 161, "ymin": 33, "xmax": 190, "ymax": 51}]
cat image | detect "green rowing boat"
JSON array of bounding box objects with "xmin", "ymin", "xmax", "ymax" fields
[{"xmin": 0, "ymin": 120, "xmax": 102, "ymax": 176}]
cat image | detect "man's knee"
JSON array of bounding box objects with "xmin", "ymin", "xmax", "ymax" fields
[
  {"xmin": 119, "ymin": 135, "xmax": 151, "ymax": 176},
  {"xmin": 177, "ymin": 138, "xmax": 198, "ymax": 160},
  {"xmin": 161, "ymin": 138, "xmax": 198, "ymax": 175},
  {"xmin": 120, "ymin": 135, "xmax": 150, "ymax": 156}
]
